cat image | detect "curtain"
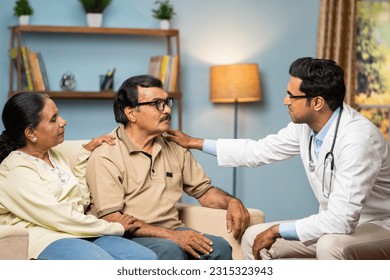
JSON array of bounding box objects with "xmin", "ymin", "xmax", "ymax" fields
[{"xmin": 317, "ymin": 0, "xmax": 357, "ymax": 106}]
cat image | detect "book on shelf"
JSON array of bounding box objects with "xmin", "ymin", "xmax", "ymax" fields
[
  {"xmin": 36, "ymin": 52, "xmax": 50, "ymax": 91},
  {"xmin": 147, "ymin": 56, "xmax": 163, "ymax": 79},
  {"xmin": 29, "ymin": 51, "xmax": 45, "ymax": 92},
  {"xmin": 147, "ymin": 55, "xmax": 179, "ymax": 93},
  {"xmin": 9, "ymin": 47, "xmax": 29, "ymax": 91},
  {"xmin": 9, "ymin": 46, "xmax": 50, "ymax": 92},
  {"xmin": 160, "ymin": 55, "xmax": 170, "ymax": 90},
  {"xmin": 168, "ymin": 55, "xmax": 179, "ymax": 92},
  {"xmin": 20, "ymin": 46, "xmax": 34, "ymax": 91}
]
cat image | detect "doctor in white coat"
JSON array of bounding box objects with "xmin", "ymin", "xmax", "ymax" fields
[{"xmin": 167, "ymin": 57, "xmax": 390, "ymax": 259}]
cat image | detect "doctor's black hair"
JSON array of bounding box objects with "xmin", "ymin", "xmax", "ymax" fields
[
  {"xmin": 113, "ymin": 75, "xmax": 163, "ymax": 125},
  {"xmin": 289, "ymin": 57, "xmax": 345, "ymax": 111}
]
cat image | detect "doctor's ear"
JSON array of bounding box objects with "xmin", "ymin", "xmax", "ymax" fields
[{"xmin": 312, "ymin": 96, "xmax": 326, "ymax": 111}]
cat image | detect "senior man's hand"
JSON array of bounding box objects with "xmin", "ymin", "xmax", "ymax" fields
[
  {"xmin": 169, "ymin": 229, "xmax": 214, "ymax": 259},
  {"xmin": 226, "ymin": 198, "xmax": 250, "ymax": 240}
]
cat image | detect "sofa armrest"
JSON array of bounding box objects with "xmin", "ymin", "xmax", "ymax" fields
[
  {"xmin": 54, "ymin": 140, "xmax": 89, "ymax": 169},
  {"xmin": 0, "ymin": 225, "xmax": 29, "ymax": 260},
  {"xmin": 177, "ymin": 203, "xmax": 264, "ymax": 260}
]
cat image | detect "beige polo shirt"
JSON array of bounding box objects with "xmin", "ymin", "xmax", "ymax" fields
[{"xmin": 86, "ymin": 125, "xmax": 213, "ymax": 229}]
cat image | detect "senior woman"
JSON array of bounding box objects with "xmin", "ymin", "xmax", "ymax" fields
[{"xmin": 0, "ymin": 92, "xmax": 157, "ymax": 260}]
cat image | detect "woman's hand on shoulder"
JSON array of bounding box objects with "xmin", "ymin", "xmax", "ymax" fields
[{"xmin": 83, "ymin": 134, "xmax": 116, "ymax": 152}]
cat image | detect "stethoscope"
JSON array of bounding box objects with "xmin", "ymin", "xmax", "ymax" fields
[{"xmin": 308, "ymin": 105, "xmax": 343, "ymax": 198}]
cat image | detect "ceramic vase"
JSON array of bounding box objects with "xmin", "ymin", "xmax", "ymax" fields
[
  {"xmin": 159, "ymin": 19, "xmax": 170, "ymax": 30},
  {"xmin": 87, "ymin": 13, "xmax": 103, "ymax": 27},
  {"xmin": 19, "ymin": 15, "xmax": 30, "ymax": 25}
]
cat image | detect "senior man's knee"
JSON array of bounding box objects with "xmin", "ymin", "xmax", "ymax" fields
[
  {"xmin": 156, "ymin": 239, "xmax": 187, "ymax": 260},
  {"xmin": 205, "ymin": 235, "xmax": 232, "ymax": 260}
]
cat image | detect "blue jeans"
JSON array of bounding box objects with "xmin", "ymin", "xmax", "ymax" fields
[
  {"xmin": 131, "ymin": 227, "xmax": 232, "ymax": 260},
  {"xmin": 37, "ymin": 236, "xmax": 157, "ymax": 260}
]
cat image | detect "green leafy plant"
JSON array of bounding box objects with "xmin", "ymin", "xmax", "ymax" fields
[
  {"xmin": 152, "ymin": 0, "xmax": 176, "ymax": 20},
  {"xmin": 13, "ymin": 0, "xmax": 33, "ymax": 16},
  {"xmin": 79, "ymin": 0, "xmax": 112, "ymax": 13}
]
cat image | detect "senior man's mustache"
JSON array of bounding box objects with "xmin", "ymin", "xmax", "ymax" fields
[{"xmin": 160, "ymin": 114, "xmax": 172, "ymax": 122}]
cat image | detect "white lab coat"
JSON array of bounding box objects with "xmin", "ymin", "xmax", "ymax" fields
[{"xmin": 217, "ymin": 104, "xmax": 390, "ymax": 245}]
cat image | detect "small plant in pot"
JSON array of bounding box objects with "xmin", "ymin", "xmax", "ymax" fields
[
  {"xmin": 13, "ymin": 0, "xmax": 33, "ymax": 25},
  {"xmin": 152, "ymin": 0, "xmax": 176, "ymax": 30},
  {"xmin": 79, "ymin": 0, "xmax": 112, "ymax": 27}
]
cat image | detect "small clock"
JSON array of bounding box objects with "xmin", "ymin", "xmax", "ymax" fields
[{"xmin": 60, "ymin": 72, "xmax": 76, "ymax": 91}]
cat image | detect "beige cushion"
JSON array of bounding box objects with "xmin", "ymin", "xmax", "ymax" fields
[
  {"xmin": 177, "ymin": 203, "xmax": 264, "ymax": 259},
  {"xmin": 0, "ymin": 225, "xmax": 29, "ymax": 260}
]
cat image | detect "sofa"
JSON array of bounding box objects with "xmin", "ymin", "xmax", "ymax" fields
[{"xmin": 0, "ymin": 140, "xmax": 264, "ymax": 260}]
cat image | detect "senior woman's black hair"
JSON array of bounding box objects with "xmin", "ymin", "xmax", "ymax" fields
[{"xmin": 0, "ymin": 92, "xmax": 49, "ymax": 163}]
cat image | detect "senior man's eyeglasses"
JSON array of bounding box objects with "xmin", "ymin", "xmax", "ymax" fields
[{"xmin": 136, "ymin": 97, "xmax": 174, "ymax": 112}]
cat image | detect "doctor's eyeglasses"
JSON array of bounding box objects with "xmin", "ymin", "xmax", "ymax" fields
[
  {"xmin": 287, "ymin": 91, "xmax": 310, "ymax": 99},
  {"xmin": 136, "ymin": 97, "xmax": 174, "ymax": 112}
]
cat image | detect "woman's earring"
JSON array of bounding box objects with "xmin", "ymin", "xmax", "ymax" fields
[{"xmin": 32, "ymin": 137, "xmax": 37, "ymax": 143}]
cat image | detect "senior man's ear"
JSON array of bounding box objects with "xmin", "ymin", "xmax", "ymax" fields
[{"xmin": 125, "ymin": 106, "xmax": 137, "ymax": 123}]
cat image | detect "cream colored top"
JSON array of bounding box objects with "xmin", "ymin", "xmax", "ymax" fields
[{"xmin": 0, "ymin": 147, "xmax": 124, "ymax": 259}]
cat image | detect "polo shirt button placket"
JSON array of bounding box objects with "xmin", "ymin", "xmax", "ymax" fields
[{"xmin": 150, "ymin": 167, "xmax": 156, "ymax": 179}]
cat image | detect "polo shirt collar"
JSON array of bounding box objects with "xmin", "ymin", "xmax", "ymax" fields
[{"xmin": 117, "ymin": 124, "xmax": 164, "ymax": 155}]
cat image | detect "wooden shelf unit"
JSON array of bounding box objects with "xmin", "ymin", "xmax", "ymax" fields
[{"xmin": 8, "ymin": 25, "xmax": 182, "ymax": 129}]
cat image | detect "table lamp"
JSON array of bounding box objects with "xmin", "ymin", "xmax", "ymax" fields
[{"xmin": 210, "ymin": 63, "xmax": 262, "ymax": 196}]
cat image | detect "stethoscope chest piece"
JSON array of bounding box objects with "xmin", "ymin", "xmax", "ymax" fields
[
  {"xmin": 308, "ymin": 160, "xmax": 315, "ymax": 172},
  {"xmin": 308, "ymin": 135, "xmax": 316, "ymax": 172}
]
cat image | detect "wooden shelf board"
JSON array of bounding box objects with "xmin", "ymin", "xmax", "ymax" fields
[
  {"xmin": 9, "ymin": 25, "xmax": 179, "ymax": 37},
  {"xmin": 9, "ymin": 90, "xmax": 181, "ymax": 100}
]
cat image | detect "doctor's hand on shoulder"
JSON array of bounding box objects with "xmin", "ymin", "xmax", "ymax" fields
[{"xmin": 166, "ymin": 129, "xmax": 204, "ymax": 150}]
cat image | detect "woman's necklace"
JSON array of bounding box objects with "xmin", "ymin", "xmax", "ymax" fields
[{"xmin": 48, "ymin": 153, "xmax": 70, "ymax": 185}]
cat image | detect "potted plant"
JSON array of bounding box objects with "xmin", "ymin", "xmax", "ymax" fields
[
  {"xmin": 152, "ymin": 0, "xmax": 176, "ymax": 30},
  {"xmin": 13, "ymin": 0, "xmax": 33, "ymax": 25},
  {"xmin": 79, "ymin": 0, "xmax": 112, "ymax": 27}
]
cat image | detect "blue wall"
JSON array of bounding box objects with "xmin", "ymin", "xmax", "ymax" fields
[{"xmin": 0, "ymin": 0, "xmax": 320, "ymax": 222}]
